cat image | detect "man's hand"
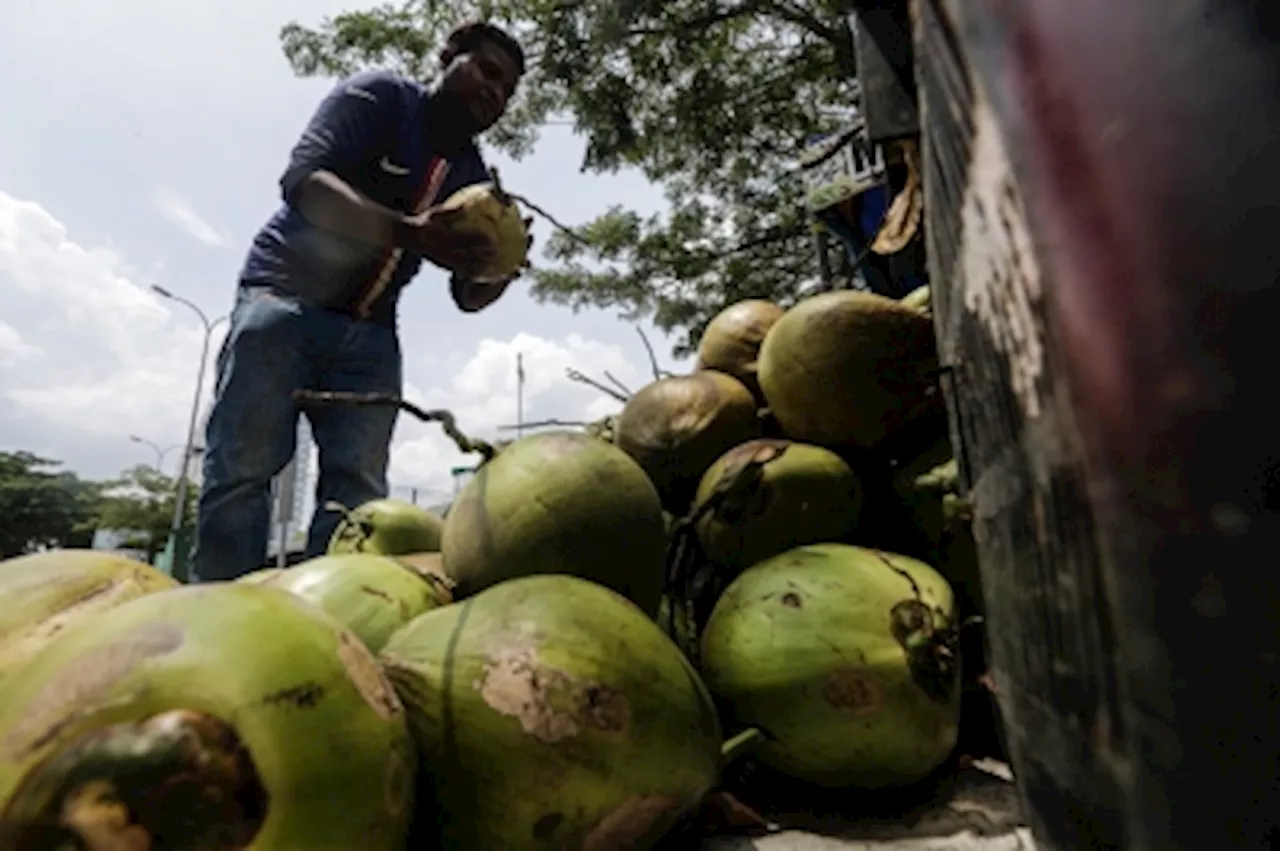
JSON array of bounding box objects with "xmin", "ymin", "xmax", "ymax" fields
[
  {"xmin": 450, "ymin": 217, "xmax": 535, "ymax": 313},
  {"xmin": 397, "ymin": 206, "xmax": 496, "ymax": 278}
]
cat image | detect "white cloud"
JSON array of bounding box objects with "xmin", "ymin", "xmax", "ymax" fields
[
  {"xmin": 153, "ymin": 189, "xmax": 231, "ymax": 248},
  {"xmin": 0, "ymin": 320, "xmax": 41, "ymax": 367},
  {"xmin": 385, "ymin": 331, "xmax": 674, "ymax": 503},
  {"xmin": 0, "ymin": 190, "xmax": 224, "ymax": 469},
  {"xmin": 0, "ymin": 188, "xmax": 692, "ymax": 507}
]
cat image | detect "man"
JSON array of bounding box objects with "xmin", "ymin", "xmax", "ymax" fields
[{"xmin": 192, "ymin": 21, "xmax": 528, "ymax": 581}]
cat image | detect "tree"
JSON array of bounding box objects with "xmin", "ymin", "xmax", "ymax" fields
[
  {"xmin": 94, "ymin": 465, "xmax": 195, "ymax": 562},
  {"xmin": 280, "ymin": 0, "xmax": 860, "ymax": 355},
  {"xmin": 0, "ymin": 451, "xmax": 99, "ymax": 558}
]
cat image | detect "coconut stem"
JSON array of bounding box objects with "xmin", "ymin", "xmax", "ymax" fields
[
  {"xmin": 662, "ymin": 447, "xmax": 788, "ymax": 658},
  {"xmin": 634, "ymin": 327, "xmax": 672, "ymax": 380},
  {"xmin": 497, "ymin": 418, "xmax": 593, "ymax": 431},
  {"xmin": 565, "ymin": 368, "xmax": 631, "ymax": 403},
  {"xmin": 720, "ymin": 727, "xmax": 764, "ymax": 768},
  {"xmin": 0, "ymin": 709, "xmax": 267, "ymax": 851},
  {"xmin": 293, "ymin": 390, "xmax": 497, "ymax": 462}
]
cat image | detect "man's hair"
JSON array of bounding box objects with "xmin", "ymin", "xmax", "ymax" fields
[{"xmin": 443, "ymin": 21, "xmax": 526, "ymax": 76}]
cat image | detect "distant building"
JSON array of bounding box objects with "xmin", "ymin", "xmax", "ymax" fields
[
  {"xmin": 91, "ymin": 528, "xmax": 149, "ymax": 563},
  {"xmin": 265, "ymin": 419, "xmax": 317, "ymax": 561}
]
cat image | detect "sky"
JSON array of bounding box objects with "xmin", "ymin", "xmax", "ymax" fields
[{"xmin": 0, "ymin": 0, "xmax": 692, "ymax": 513}]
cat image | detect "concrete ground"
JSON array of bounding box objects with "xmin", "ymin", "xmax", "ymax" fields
[{"xmin": 698, "ymin": 761, "xmax": 1037, "ymax": 851}]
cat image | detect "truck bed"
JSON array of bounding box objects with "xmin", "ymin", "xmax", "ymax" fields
[{"xmin": 699, "ymin": 760, "xmax": 1034, "ymax": 851}]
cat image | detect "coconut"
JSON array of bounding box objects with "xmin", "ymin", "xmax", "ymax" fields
[
  {"xmin": 0, "ymin": 583, "xmax": 414, "ymax": 849},
  {"xmin": 900, "ymin": 285, "xmax": 932, "ymax": 316},
  {"xmin": 695, "ymin": 300, "xmax": 785, "ymax": 401},
  {"xmin": 615, "ymin": 371, "xmax": 762, "ymax": 513},
  {"xmin": 243, "ymin": 552, "xmax": 452, "ymax": 653},
  {"xmin": 442, "ymin": 430, "xmax": 667, "ymax": 615},
  {"xmin": 0, "ymin": 549, "xmax": 177, "ymax": 685},
  {"xmin": 433, "ymin": 178, "xmax": 529, "ymax": 283},
  {"xmin": 393, "ymin": 551, "xmax": 451, "ymax": 586},
  {"xmin": 700, "ymin": 543, "xmax": 961, "ymax": 789},
  {"xmin": 891, "ymin": 438, "xmax": 983, "ymax": 619},
  {"xmin": 379, "ymin": 574, "xmax": 724, "ymax": 850},
  {"xmin": 757, "ymin": 290, "xmax": 940, "ymax": 450},
  {"xmin": 692, "ymin": 439, "xmax": 864, "ymax": 576},
  {"xmin": 327, "ymin": 497, "xmax": 444, "ymax": 556},
  {"xmin": 236, "ymin": 567, "xmax": 283, "ymax": 585}
]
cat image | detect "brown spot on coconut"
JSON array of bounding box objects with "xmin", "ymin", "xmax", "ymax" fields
[
  {"xmin": 757, "ymin": 290, "xmax": 941, "ymax": 450},
  {"xmin": 615, "ymin": 371, "xmax": 762, "ymax": 514},
  {"xmin": 695, "ymin": 299, "xmax": 785, "ymax": 401},
  {"xmin": 378, "ymin": 574, "xmax": 723, "ymax": 850}
]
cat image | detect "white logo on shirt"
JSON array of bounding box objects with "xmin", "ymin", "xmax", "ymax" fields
[{"xmin": 379, "ymin": 156, "xmax": 410, "ymax": 176}]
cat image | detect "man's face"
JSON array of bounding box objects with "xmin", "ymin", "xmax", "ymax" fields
[{"xmin": 439, "ymin": 39, "xmax": 521, "ymax": 134}]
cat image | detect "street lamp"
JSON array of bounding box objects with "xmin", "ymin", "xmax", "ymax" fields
[
  {"xmin": 129, "ymin": 435, "xmax": 182, "ymax": 473},
  {"xmin": 152, "ymin": 285, "xmax": 228, "ymax": 566}
]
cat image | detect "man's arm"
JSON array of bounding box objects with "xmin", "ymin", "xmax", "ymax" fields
[{"xmin": 279, "ymin": 71, "xmax": 409, "ymax": 248}]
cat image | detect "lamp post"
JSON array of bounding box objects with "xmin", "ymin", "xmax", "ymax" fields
[
  {"xmin": 152, "ymin": 285, "xmax": 227, "ymax": 573},
  {"xmin": 129, "ymin": 436, "xmax": 182, "ymax": 473}
]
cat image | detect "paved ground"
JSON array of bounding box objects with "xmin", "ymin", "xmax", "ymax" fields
[{"xmin": 698, "ymin": 761, "xmax": 1037, "ymax": 851}]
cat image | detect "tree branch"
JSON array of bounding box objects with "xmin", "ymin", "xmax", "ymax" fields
[{"xmin": 565, "ymin": 368, "xmax": 631, "ymax": 402}]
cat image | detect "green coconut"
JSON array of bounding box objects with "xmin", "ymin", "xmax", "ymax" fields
[
  {"xmin": 0, "ymin": 583, "xmax": 415, "ymax": 849},
  {"xmin": 757, "ymin": 290, "xmax": 941, "ymax": 450},
  {"xmin": 236, "ymin": 567, "xmax": 284, "ymax": 585},
  {"xmin": 244, "ymin": 553, "xmax": 452, "ymax": 654},
  {"xmin": 327, "ymin": 498, "xmax": 444, "ymax": 556},
  {"xmin": 615, "ymin": 371, "xmax": 762, "ymax": 513},
  {"xmin": 900, "ymin": 285, "xmax": 932, "ymax": 316},
  {"xmin": 379, "ymin": 574, "xmax": 724, "ymax": 850},
  {"xmin": 441, "ymin": 430, "xmax": 667, "ymax": 615},
  {"xmin": 700, "ymin": 543, "xmax": 961, "ymax": 789},
  {"xmin": 692, "ymin": 439, "xmax": 865, "ymax": 576},
  {"xmin": 695, "ymin": 299, "xmax": 786, "ymax": 401},
  {"xmin": 0, "ymin": 549, "xmax": 178, "ymax": 685},
  {"xmin": 891, "ymin": 438, "xmax": 983, "ymax": 619}
]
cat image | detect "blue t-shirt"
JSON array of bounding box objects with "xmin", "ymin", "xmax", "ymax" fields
[{"xmin": 239, "ymin": 69, "xmax": 490, "ymax": 326}]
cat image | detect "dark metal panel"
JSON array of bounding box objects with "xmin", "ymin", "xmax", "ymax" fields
[
  {"xmin": 855, "ymin": 4, "xmax": 920, "ymax": 142},
  {"xmin": 918, "ymin": 0, "xmax": 1280, "ymax": 847}
]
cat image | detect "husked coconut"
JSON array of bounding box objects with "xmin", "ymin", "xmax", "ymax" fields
[{"xmin": 433, "ymin": 179, "xmax": 529, "ymax": 283}]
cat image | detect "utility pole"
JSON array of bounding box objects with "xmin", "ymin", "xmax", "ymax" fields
[
  {"xmin": 151, "ymin": 286, "xmax": 227, "ymax": 581},
  {"xmin": 516, "ymin": 352, "xmax": 525, "ymax": 438}
]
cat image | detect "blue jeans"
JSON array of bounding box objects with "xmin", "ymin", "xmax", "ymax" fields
[{"xmin": 191, "ymin": 286, "xmax": 402, "ymax": 582}]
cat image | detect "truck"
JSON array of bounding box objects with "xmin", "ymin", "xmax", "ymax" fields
[{"xmin": 793, "ymin": 1, "xmax": 1280, "ymax": 849}]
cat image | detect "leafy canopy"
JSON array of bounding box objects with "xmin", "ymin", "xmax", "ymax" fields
[
  {"xmin": 94, "ymin": 465, "xmax": 196, "ymax": 561},
  {"xmin": 0, "ymin": 451, "xmax": 99, "ymax": 558},
  {"xmin": 280, "ymin": 0, "xmax": 859, "ymax": 355}
]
